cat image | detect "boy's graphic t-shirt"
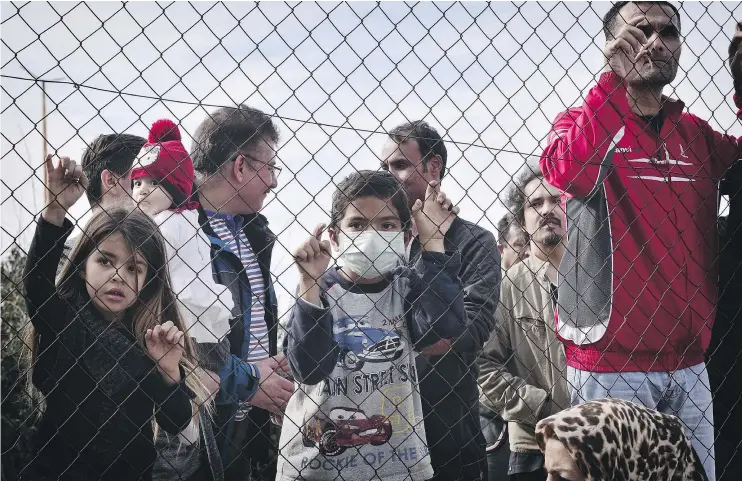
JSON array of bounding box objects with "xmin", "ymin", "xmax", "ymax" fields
[{"xmin": 277, "ymin": 269, "xmax": 434, "ymax": 481}]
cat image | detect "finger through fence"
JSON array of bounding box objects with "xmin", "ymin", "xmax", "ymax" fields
[{"xmin": 2, "ymin": 2, "xmax": 742, "ymax": 481}]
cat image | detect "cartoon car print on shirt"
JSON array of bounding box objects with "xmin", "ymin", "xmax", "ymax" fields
[
  {"xmin": 333, "ymin": 316, "xmax": 406, "ymax": 371},
  {"xmin": 302, "ymin": 407, "xmax": 393, "ymax": 456}
]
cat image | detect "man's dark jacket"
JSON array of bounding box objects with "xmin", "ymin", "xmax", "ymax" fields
[
  {"xmin": 410, "ymin": 216, "xmax": 501, "ymax": 481},
  {"xmin": 196, "ymin": 202, "xmax": 279, "ymax": 481}
]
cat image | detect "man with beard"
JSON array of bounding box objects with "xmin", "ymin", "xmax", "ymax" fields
[
  {"xmin": 477, "ymin": 168, "xmax": 568, "ymax": 481},
  {"xmin": 540, "ymin": 4, "xmax": 742, "ymax": 479}
]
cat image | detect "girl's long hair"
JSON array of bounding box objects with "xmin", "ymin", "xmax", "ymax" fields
[{"xmin": 26, "ymin": 207, "xmax": 212, "ymax": 437}]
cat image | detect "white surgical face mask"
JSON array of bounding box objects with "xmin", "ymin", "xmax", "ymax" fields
[{"xmin": 336, "ymin": 231, "xmax": 405, "ymax": 278}]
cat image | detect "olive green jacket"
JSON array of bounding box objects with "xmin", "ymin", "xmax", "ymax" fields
[{"xmin": 477, "ymin": 255, "xmax": 568, "ymax": 452}]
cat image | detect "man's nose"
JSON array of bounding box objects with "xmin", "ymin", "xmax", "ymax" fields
[
  {"xmin": 647, "ymin": 31, "xmax": 667, "ymax": 54},
  {"xmin": 544, "ymin": 199, "xmax": 562, "ymax": 215},
  {"xmin": 539, "ymin": 203, "xmax": 555, "ymax": 217}
]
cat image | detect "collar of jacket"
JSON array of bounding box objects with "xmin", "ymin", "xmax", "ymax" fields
[
  {"xmin": 653, "ymin": 96, "xmax": 685, "ymax": 120},
  {"xmin": 194, "ymin": 194, "xmax": 272, "ymax": 239},
  {"xmin": 629, "ymin": 94, "xmax": 685, "ymax": 123}
]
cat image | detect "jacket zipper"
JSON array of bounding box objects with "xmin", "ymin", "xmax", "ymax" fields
[{"xmin": 658, "ymin": 126, "xmax": 691, "ymax": 317}]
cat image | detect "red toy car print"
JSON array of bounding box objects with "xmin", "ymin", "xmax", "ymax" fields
[{"xmin": 302, "ymin": 407, "xmax": 393, "ymax": 456}]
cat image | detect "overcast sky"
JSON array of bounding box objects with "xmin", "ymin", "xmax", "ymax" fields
[{"xmin": 2, "ymin": 1, "xmax": 741, "ymax": 316}]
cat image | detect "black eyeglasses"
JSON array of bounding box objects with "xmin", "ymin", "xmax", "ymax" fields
[{"xmin": 235, "ymin": 152, "xmax": 283, "ymax": 179}]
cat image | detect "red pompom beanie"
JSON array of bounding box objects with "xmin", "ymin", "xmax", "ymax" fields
[{"xmin": 131, "ymin": 119, "xmax": 198, "ymax": 211}]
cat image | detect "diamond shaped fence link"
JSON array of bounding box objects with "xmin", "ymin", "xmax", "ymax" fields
[{"xmin": 2, "ymin": 2, "xmax": 742, "ymax": 481}]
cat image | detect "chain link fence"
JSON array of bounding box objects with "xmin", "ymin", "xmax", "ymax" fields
[{"xmin": 2, "ymin": 2, "xmax": 742, "ymax": 481}]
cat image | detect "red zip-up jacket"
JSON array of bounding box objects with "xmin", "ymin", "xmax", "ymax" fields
[{"xmin": 541, "ymin": 72, "xmax": 742, "ymax": 373}]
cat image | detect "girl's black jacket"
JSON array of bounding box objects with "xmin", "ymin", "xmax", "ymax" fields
[{"xmin": 22, "ymin": 217, "xmax": 195, "ymax": 481}]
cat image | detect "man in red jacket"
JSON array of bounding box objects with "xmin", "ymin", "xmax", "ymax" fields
[{"xmin": 540, "ymin": 3, "xmax": 742, "ymax": 480}]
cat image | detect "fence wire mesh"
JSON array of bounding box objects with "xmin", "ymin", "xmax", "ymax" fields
[{"xmin": 2, "ymin": 1, "xmax": 742, "ymax": 481}]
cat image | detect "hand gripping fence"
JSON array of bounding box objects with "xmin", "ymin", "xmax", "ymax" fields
[{"xmin": 2, "ymin": 2, "xmax": 742, "ymax": 481}]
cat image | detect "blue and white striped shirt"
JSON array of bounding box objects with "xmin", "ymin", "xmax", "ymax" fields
[{"xmin": 208, "ymin": 213, "xmax": 270, "ymax": 362}]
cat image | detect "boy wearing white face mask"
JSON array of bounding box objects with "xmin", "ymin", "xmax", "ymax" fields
[{"xmin": 276, "ymin": 170, "xmax": 467, "ymax": 481}]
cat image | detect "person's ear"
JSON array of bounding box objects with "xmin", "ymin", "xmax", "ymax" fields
[
  {"xmin": 329, "ymin": 227, "xmax": 340, "ymax": 250},
  {"xmin": 232, "ymin": 154, "xmax": 250, "ymax": 184},
  {"xmin": 101, "ymin": 169, "xmax": 117, "ymax": 191},
  {"xmin": 426, "ymin": 155, "xmax": 442, "ymax": 179},
  {"xmin": 498, "ymin": 244, "xmax": 505, "ymax": 254}
]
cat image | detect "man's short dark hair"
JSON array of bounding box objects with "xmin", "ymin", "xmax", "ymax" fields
[
  {"xmin": 388, "ymin": 120, "xmax": 448, "ymax": 179},
  {"xmin": 330, "ymin": 170, "xmax": 411, "ymax": 232},
  {"xmin": 497, "ymin": 213, "xmax": 528, "ymax": 247},
  {"xmin": 603, "ymin": 1, "xmax": 681, "ymax": 38},
  {"xmin": 190, "ymin": 105, "xmax": 280, "ymax": 176},
  {"xmin": 81, "ymin": 133, "xmax": 146, "ymax": 205},
  {"xmin": 505, "ymin": 166, "xmax": 544, "ymax": 226}
]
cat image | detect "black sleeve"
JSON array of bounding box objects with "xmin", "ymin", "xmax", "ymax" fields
[
  {"xmin": 450, "ymin": 225, "xmax": 501, "ymax": 355},
  {"xmin": 405, "ymin": 251, "xmax": 467, "ymax": 350},
  {"xmin": 23, "ymin": 217, "xmax": 75, "ymax": 336},
  {"xmin": 148, "ymin": 366, "xmax": 197, "ymax": 435}
]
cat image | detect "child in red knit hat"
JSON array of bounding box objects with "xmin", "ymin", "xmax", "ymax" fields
[
  {"xmin": 132, "ymin": 119, "xmax": 233, "ymax": 346},
  {"xmin": 132, "ymin": 120, "xmax": 232, "ymax": 472}
]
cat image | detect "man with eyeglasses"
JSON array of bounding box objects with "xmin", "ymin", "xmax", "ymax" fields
[
  {"xmin": 540, "ymin": 4, "xmax": 742, "ymax": 480},
  {"xmin": 190, "ymin": 104, "xmax": 293, "ymax": 481}
]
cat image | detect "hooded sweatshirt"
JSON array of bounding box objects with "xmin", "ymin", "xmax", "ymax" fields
[{"xmin": 540, "ymin": 72, "xmax": 742, "ymax": 373}]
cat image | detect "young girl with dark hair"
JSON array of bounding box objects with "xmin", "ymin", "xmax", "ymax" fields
[{"xmin": 22, "ymin": 154, "xmax": 210, "ymax": 481}]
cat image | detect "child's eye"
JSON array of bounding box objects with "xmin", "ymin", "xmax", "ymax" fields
[
  {"xmin": 382, "ymin": 223, "xmax": 397, "ymax": 230},
  {"xmin": 97, "ymin": 257, "xmax": 111, "ymax": 266},
  {"xmin": 151, "ymin": 180, "xmax": 159, "ymax": 186},
  {"xmin": 133, "ymin": 180, "xmax": 141, "ymax": 188},
  {"xmin": 348, "ymin": 222, "xmax": 364, "ymax": 229},
  {"xmin": 128, "ymin": 264, "xmax": 145, "ymax": 274}
]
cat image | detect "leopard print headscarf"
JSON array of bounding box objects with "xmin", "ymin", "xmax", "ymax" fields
[{"xmin": 535, "ymin": 398, "xmax": 708, "ymax": 481}]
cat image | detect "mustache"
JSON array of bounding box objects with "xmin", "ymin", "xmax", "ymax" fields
[{"xmin": 539, "ymin": 215, "xmax": 562, "ymax": 228}]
